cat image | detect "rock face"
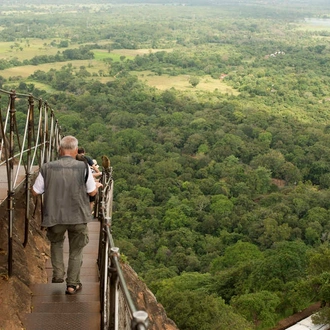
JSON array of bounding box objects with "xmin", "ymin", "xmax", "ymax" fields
[
  {"xmin": 0, "ymin": 190, "xmax": 49, "ymax": 329},
  {"xmin": 0, "ymin": 191, "xmax": 178, "ymax": 330},
  {"xmin": 122, "ymin": 263, "xmax": 179, "ymax": 330}
]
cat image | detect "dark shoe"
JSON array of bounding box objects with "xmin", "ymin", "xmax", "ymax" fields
[
  {"xmin": 52, "ymin": 277, "xmax": 64, "ymax": 283},
  {"xmin": 65, "ymin": 283, "xmax": 82, "ymax": 295}
]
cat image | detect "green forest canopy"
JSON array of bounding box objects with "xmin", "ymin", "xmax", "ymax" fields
[{"xmin": 3, "ymin": 1, "xmax": 330, "ymax": 329}]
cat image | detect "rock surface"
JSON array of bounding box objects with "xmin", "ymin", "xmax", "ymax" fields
[
  {"xmin": 122, "ymin": 263, "xmax": 179, "ymax": 330},
  {"xmin": 0, "ymin": 191, "xmax": 48, "ymax": 329}
]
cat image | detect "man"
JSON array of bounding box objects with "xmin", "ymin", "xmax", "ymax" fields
[{"xmin": 32, "ymin": 136, "xmax": 102, "ymax": 294}]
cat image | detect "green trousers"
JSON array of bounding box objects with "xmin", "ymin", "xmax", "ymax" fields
[{"xmin": 47, "ymin": 223, "xmax": 89, "ymax": 286}]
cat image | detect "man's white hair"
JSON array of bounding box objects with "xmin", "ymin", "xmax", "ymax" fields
[{"xmin": 60, "ymin": 136, "xmax": 78, "ymax": 150}]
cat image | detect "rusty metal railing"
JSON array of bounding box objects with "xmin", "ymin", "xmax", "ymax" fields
[
  {"xmin": 97, "ymin": 166, "xmax": 149, "ymax": 330},
  {"xmin": 0, "ymin": 88, "xmax": 61, "ymax": 276}
]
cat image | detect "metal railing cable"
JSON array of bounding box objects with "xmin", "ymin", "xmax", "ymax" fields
[
  {"xmin": 97, "ymin": 167, "xmax": 149, "ymax": 330},
  {"xmin": 0, "ymin": 88, "xmax": 61, "ymax": 276}
]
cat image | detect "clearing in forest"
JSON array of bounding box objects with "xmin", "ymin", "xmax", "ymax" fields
[{"xmin": 132, "ymin": 71, "xmax": 239, "ymax": 95}]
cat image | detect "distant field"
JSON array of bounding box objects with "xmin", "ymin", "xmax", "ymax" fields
[
  {"xmin": 93, "ymin": 48, "xmax": 172, "ymax": 61},
  {"xmin": 0, "ymin": 59, "xmax": 110, "ymax": 79},
  {"xmin": 28, "ymin": 82, "xmax": 57, "ymax": 93},
  {"xmin": 295, "ymin": 18, "xmax": 330, "ymax": 31},
  {"xmin": 0, "ymin": 39, "xmax": 80, "ymax": 61},
  {"xmin": 0, "ymin": 40, "xmax": 172, "ymax": 65},
  {"xmin": 111, "ymin": 48, "xmax": 173, "ymax": 57},
  {"xmin": 2, "ymin": 65, "xmax": 238, "ymax": 95},
  {"xmin": 92, "ymin": 50, "xmax": 132, "ymax": 61},
  {"xmin": 1, "ymin": 3, "xmax": 106, "ymax": 15},
  {"xmin": 131, "ymin": 71, "xmax": 239, "ymax": 95},
  {"xmin": 0, "ymin": 46, "xmax": 173, "ymax": 80},
  {"xmin": 0, "ymin": 39, "xmax": 172, "ymax": 61},
  {"xmin": 0, "ymin": 44, "xmax": 236, "ymax": 94}
]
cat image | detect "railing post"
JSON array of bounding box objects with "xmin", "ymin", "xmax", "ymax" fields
[
  {"xmin": 7, "ymin": 90, "xmax": 16, "ymax": 277},
  {"xmin": 109, "ymin": 247, "xmax": 119, "ymax": 330},
  {"xmin": 44, "ymin": 101, "xmax": 49, "ymax": 163},
  {"xmin": 101, "ymin": 222, "xmax": 109, "ymax": 330},
  {"xmin": 37, "ymin": 98, "xmax": 44, "ymax": 166},
  {"xmin": 0, "ymin": 93, "xmax": 5, "ymax": 162},
  {"xmin": 53, "ymin": 119, "xmax": 60, "ymax": 161},
  {"xmin": 48, "ymin": 109, "xmax": 54, "ymax": 161},
  {"xmin": 23, "ymin": 94, "xmax": 34, "ymax": 247}
]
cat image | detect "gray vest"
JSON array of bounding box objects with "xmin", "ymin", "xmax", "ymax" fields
[{"xmin": 40, "ymin": 156, "xmax": 92, "ymax": 227}]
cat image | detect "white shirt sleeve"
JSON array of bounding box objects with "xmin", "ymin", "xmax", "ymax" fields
[
  {"xmin": 86, "ymin": 167, "xmax": 96, "ymax": 193},
  {"xmin": 33, "ymin": 167, "xmax": 96, "ymax": 194},
  {"xmin": 33, "ymin": 172, "xmax": 45, "ymax": 194}
]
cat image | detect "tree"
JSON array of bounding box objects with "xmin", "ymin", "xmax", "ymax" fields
[
  {"xmin": 250, "ymin": 150, "xmax": 286, "ymax": 177},
  {"xmin": 58, "ymin": 40, "xmax": 69, "ymax": 48},
  {"xmin": 312, "ymin": 307, "xmax": 330, "ymax": 327},
  {"xmin": 163, "ymin": 207, "xmax": 190, "ymax": 230},
  {"xmin": 248, "ymin": 241, "xmax": 309, "ymax": 292},
  {"xmin": 279, "ymin": 161, "xmax": 302, "ymax": 184},
  {"xmin": 113, "ymin": 129, "xmax": 147, "ymax": 154},
  {"xmin": 155, "ymin": 274, "xmax": 253, "ymax": 330},
  {"xmin": 257, "ymin": 218, "xmax": 291, "ymax": 248},
  {"xmin": 57, "ymin": 113, "xmax": 84, "ymax": 135},
  {"xmin": 189, "ymin": 76, "xmax": 200, "ymax": 88},
  {"xmin": 231, "ymin": 291, "xmax": 280, "ymax": 328},
  {"xmin": 87, "ymin": 122, "xmax": 107, "ymax": 140},
  {"xmin": 247, "ymin": 166, "xmax": 272, "ymax": 195},
  {"xmin": 211, "ymin": 241, "xmax": 263, "ymax": 272},
  {"xmin": 307, "ymin": 245, "xmax": 330, "ymax": 276},
  {"xmin": 0, "ymin": 75, "xmax": 6, "ymax": 88}
]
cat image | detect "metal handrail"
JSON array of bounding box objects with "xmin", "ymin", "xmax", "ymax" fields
[
  {"xmin": 0, "ymin": 88, "xmax": 61, "ymax": 276},
  {"xmin": 97, "ymin": 168, "xmax": 149, "ymax": 330}
]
